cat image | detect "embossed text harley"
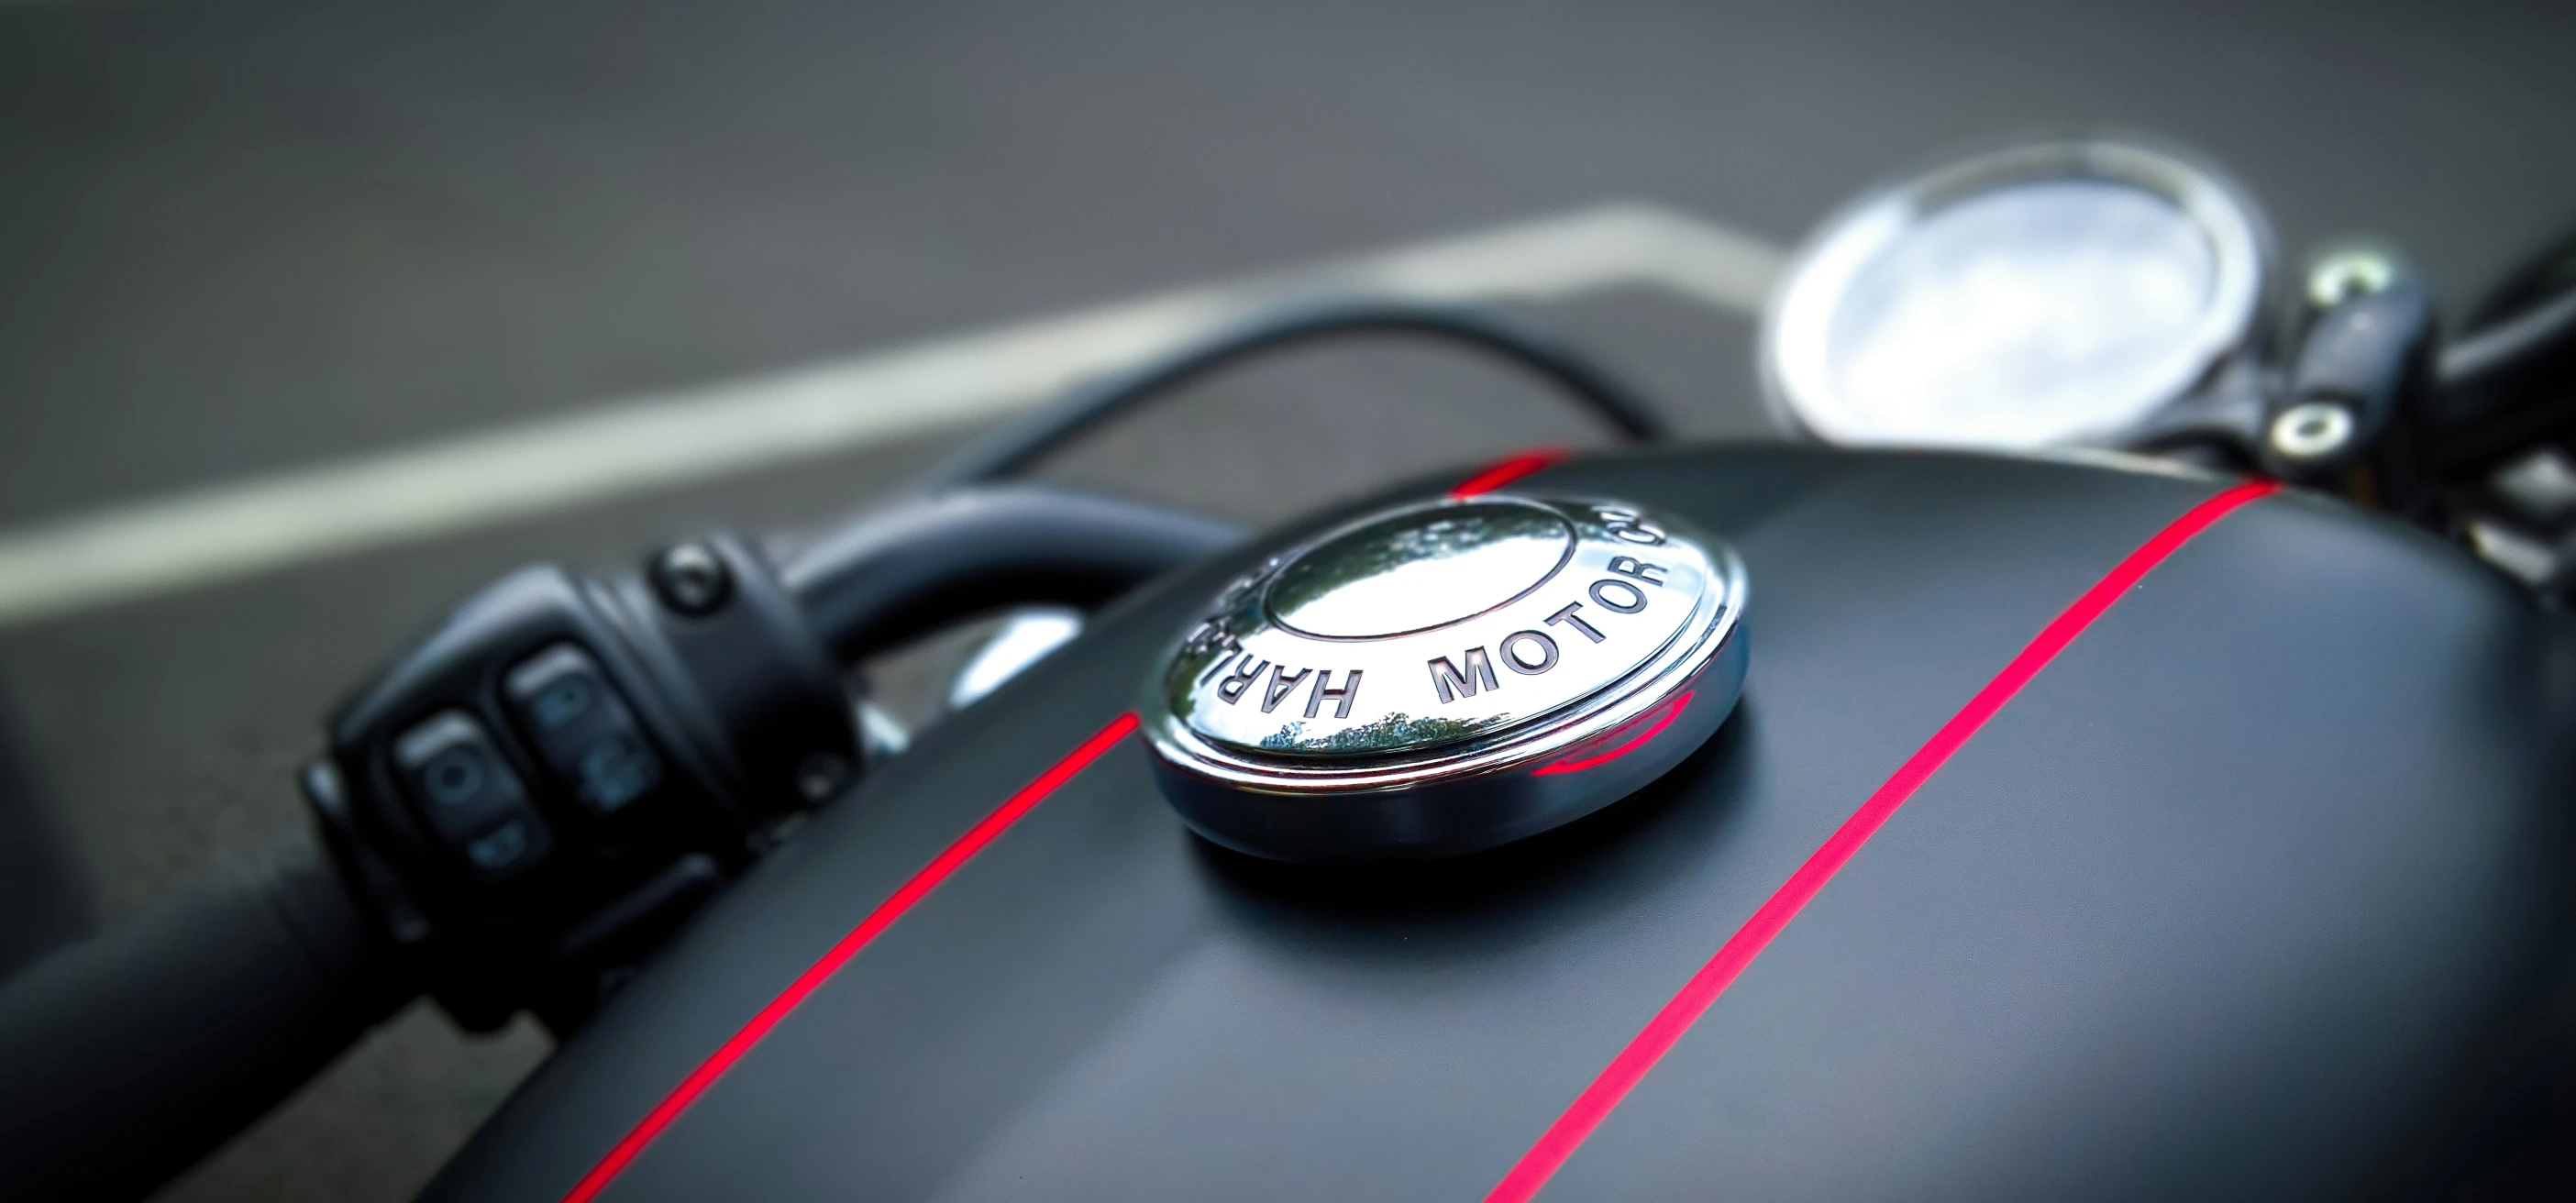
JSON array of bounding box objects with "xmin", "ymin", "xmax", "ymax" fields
[{"xmin": 1144, "ymin": 494, "xmax": 1748, "ymax": 861}]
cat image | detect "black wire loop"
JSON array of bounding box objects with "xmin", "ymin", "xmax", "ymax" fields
[{"xmin": 925, "ymin": 298, "xmax": 1671, "ymax": 489}]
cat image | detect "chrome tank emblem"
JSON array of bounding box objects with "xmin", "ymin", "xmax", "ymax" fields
[{"xmin": 1141, "ymin": 493, "xmax": 1748, "ymax": 861}]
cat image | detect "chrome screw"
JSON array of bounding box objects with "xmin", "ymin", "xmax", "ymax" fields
[
  {"xmin": 2269, "ymin": 401, "xmax": 2356, "ymax": 461},
  {"xmin": 2306, "ymin": 248, "xmax": 2398, "ymax": 309},
  {"xmin": 649, "ymin": 541, "xmax": 732, "ymax": 615}
]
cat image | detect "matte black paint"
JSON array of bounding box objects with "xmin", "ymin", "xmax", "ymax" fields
[{"xmin": 426, "ymin": 447, "xmax": 2574, "ymax": 1202}]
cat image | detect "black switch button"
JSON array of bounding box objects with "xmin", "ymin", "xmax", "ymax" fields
[
  {"xmin": 460, "ymin": 817, "xmax": 544, "ymax": 876},
  {"xmin": 392, "ymin": 711, "xmax": 553, "ymax": 878},
  {"xmin": 505, "ymin": 644, "xmax": 665, "ymax": 816}
]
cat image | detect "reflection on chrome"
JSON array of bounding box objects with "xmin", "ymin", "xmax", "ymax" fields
[
  {"xmin": 946, "ymin": 606, "xmax": 1084, "ymax": 711},
  {"xmin": 1266, "ymin": 502, "xmax": 1574, "ymax": 639}
]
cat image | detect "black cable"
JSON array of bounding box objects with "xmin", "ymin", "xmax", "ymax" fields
[
  {"xmin": 2438, "ymin": 218, "xmax": 2576, "ymax": 396},
  {"xmin": 2464, "ymin": 220, "xmax": 2576, "ymax": 332},
  {"xmin": 2438, "ymin": 286, "xmax": 2576, "ymax": 394},
  {"xmin": 925, "ymin": 298, "xmax": 1671, "ymax": 490}
]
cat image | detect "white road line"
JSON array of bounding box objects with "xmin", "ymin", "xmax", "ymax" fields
[{"xmin": 0, "ymin": 202, "xmax": 1783, "ymax": 627}]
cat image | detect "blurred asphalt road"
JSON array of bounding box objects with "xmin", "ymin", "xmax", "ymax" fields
[{"xmin": 4, "ymin": 1, "xmax": 2575, "ymax": 1198}]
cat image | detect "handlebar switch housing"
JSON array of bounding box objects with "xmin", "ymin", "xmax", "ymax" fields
[{"xmin": 309, "ymin": 531, "xmax": 856, "ymax": 1031}]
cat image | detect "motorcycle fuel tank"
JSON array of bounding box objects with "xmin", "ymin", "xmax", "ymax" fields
[{"xmin": 427, "ymin": 445, "xmax": 2573, "ymax": 1203}]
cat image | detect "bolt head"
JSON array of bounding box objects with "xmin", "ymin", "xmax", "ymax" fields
[
  {"xmin": 650, "ymin": 541, "xmax": 733, "ymax": 616},
  {"xmin": 2269, "ymin": 401, "xmax": 2356, "ymax": 462},
  {"xmin": 2305, "ymin": 248, "xmax": 2398, "ymax": 309}
]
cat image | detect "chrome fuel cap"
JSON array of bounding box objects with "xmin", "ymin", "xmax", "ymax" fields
[{"xmin": 1142, "ymin": 493, "xmax": 1748, "ymax": 862}]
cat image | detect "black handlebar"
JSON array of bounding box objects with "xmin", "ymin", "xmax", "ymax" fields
[
  {"xmin": 782, "ymin": 485, "xmax": 1245, "ymax": 663},
  {"xmin": 0, "ymin": 831, "xmax": 406, "ymax": 1200}
]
